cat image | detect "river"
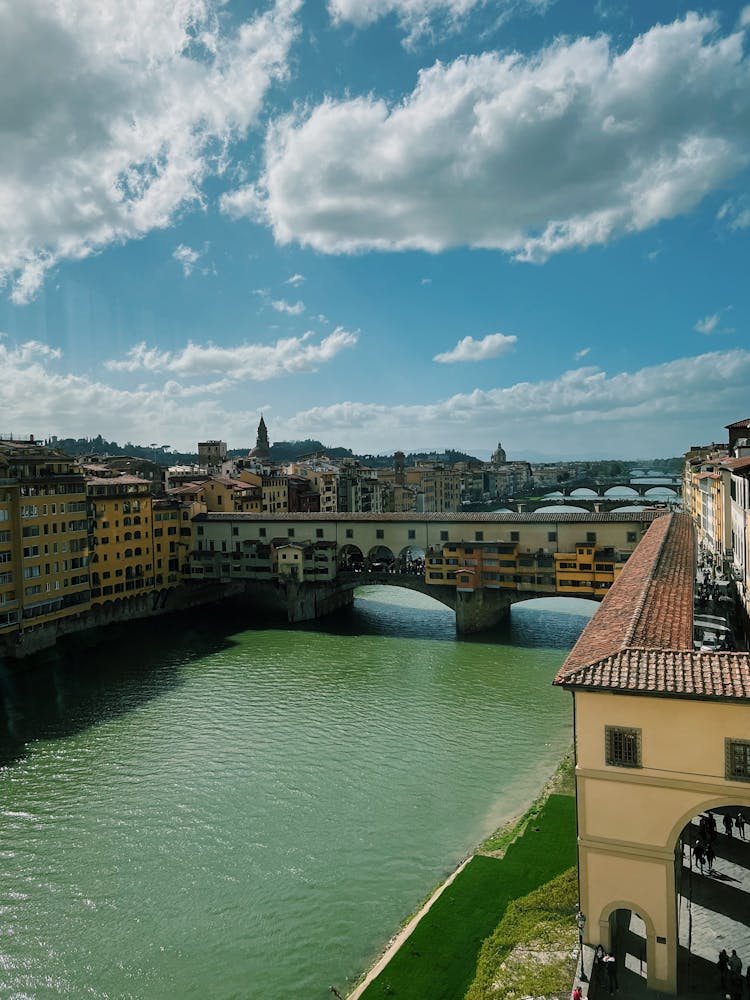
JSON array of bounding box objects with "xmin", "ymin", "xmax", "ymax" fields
[{"xmin": 0, "ymin": 588, "xmax": 593, "ymax": 999}]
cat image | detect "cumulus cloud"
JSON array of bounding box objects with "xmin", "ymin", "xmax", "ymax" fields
[
  {"xmin": 434, "ymin": 332, "xmax": 516, "ymax": 363},
  {"xmin": 717, "ymin": 196, "xmax": 750, "ymax": 230},
  {"xmin": 694, "ymin": 314, "xmax": 720, "ymax": 335},
  {"xmin": 0, "ymin": 0, "xmax": 300, "ymax": 304},
  {"xmin": 105, "ymin": 328, "xmax": 357, "ymax": 380},
  {"xmin": 271, "ymin": 298, "xmax": 306, "ymax": 315},
  {"xmin": 173, "ymin": 244, "xmax": 203, "ymax": 277},
  {"xmin": 280, "ymin": 350, "xmax": 750, "ymax": 446},
  {"xmin": 225, "ymin": 14, "xmax": 750, "ymax": 260},
  {"xmin": 3, "ymin": 337, "xmax": 749, "ymax": 454},
  {"xmin": 0, "ymin": 337, "xmax": 262, "ymax": 446},
  {"xmin": 327, "ymin": 0, "xmax": 549, "ymax": 47},
  {"xmin": 285, "ymin": 273, "xmax": 305, "ymax": 286}
]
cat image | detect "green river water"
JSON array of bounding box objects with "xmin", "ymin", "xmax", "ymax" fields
[{"xmin": 0, "ymin": 588, "xmax": 593, "ymax": 999}]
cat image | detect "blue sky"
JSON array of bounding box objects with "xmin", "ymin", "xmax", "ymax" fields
[{"xmin": 1, "ymin": 0, "xmax": 749, "ymax": 460}]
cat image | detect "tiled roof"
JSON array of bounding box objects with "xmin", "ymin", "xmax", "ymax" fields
[
  {"xmin": 720, "ymin": 456, "xmax": 750, "ymax": 471},
  {"xmin": 194, "ymin": 510, "xmax": 668, "ymax": 523},
  {"xmin": 726, "ymin": 417, "xmax": 750, "ymax": 430},
  {"xmin": 560, "ymin": 649, "xmax": 750, "ymax": 699},
  {"xmin": 555, "ymin": 512, "xmax": 750, "ymax": 702}
]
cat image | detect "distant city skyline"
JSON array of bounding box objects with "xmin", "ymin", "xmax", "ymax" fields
[{"xmin": 1, "ymin": 0, "xmax": 749, "ymax": 458}]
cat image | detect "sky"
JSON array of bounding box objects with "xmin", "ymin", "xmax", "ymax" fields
[{"xmin": 1, "ymin": 0, "xmax": 749, "ymax": 461}]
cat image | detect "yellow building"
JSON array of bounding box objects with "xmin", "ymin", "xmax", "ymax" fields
[
  {"xmin": 87, "ymin": 474, "xmax": 155, "ymax": 603},
  {"xmin": 0, "ymin": 438, "xmax": 90, "ymax": 638},
  {"xmin": 152, "ymin": 497, "xmax": 204, "ymax": 588},
  {"xmin": 555, "ymin": 512, "xmax": 750, "ymax": 994},
  {"xmin": 554, "ymin": 542, "xmax": 625, "ymax": 596}
]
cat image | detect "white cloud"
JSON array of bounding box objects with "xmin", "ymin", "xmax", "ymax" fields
[
  {"xmin": 271, "ymin": 298, "xmax": 306, "ymax": 315},
  {"xmin": 279, "ymin": 349, "xmax": 750, "ymax": 451},
  {"xmin": 434, "ymin": 332, "xmax": 516, "ymax": 363},
  {"xmin": 105, "ymin": 328, "xmax": 357, "ymax": 380},
  {"xmin": 0, "ymin": 0, "xmax": 300, "ymax": 303},
  {"xmin": 694, "ymin": 314, "xmax": 720, "ymax": 335},
  {"xmin": 421, "ymin": 277, "xmax": 432, "ymax": 285},
  {"xmin": 173, "ymin": 244, "xmax": 203, "ymax": 277},
  {"xmin": 575, "ymin": 347, "xmax": 591, "ymax": 360},
  {"xmin": 226, "ymin": 14, "xmax": 750, "ymax": 260},
  {"xmin": 285, "ymin": 273, "xmax": 305, "ymax": 286},
  {"xmin": 717, "ymin": 196, "xmax": 750, "ymax": 230},
  {"xmin": 327, "ymin": 0, "xmax": 549, "ymax": 47},
  {"xmin": 3, "ymin": 338, "xmax": 749, "ymax": 455}
]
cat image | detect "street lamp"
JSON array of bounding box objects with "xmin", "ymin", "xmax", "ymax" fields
[{"xmin": 576, "ymin": 911, "xmax": 588, "ymax": 982}]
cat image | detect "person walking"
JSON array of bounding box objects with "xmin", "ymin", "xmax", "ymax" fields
[
  {"xmin": 736, "ymin": 812, "xmax": 746, "ymax": 839},
  {"xmin": 728, "ymin": 950, "xmax": 742, "ymax": 977},
  {"xmin": 693, "ymin": 839, "xmax": 706, "ymax": 873},
  {"xmin": 604, "ymin": 952, "xmax": 618, "ymax": 995},
  {"xmin": 706, "ymin": 843, "xmax": 716, "ymax": 874},
  {"xmin": 723, "ymin": 813, "xmax": 734, "ymax": 838},
  {"xmin": 718, "ymin": 948, "xmax": 729, "ymax": 990}
]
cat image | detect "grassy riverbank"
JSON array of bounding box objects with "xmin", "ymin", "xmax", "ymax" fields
[{"xmin": 356, "ymin": 759, "xmax": 577, "ymax": 1000}]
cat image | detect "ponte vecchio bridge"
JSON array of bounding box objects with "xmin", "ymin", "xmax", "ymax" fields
[{"xmin": 189, "ymin": 510, "xmax": 668, "ymax": 633}]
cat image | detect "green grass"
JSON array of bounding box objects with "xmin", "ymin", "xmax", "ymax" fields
[
  {"xmin": 465, "ymin": 867, "xmax": 578, "ymax": 1000},
  {"xmin": 359, "ymin": 794, "xmax": 577, "ymax": 1000}
]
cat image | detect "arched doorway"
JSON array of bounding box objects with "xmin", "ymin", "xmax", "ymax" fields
[
  {"xmin": 397, "ymin": 545, "xmax": 425, "ymax": 575},
  {"xmin": 675, "ymin": 805, "xmax": 750, "ymax": 995},
  {"xmin": 338, "ymin": 543, "xmax": 364, "ymax": 571},
  {"xmin": 367, "ymin": 545, "xmax": 396, "ymax": 572},
  {"xmin": 596, "ymin": 905, "xmax": 652, "ymax": 994}
]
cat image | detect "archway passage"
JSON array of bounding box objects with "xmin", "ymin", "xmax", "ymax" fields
[
  {"xmin": 595, "ymin": 908, "xmax": 649, "ymax": 995},
  {"xmin": 676, "ymin": 806, "xmax": 750, "ymax": 997}
]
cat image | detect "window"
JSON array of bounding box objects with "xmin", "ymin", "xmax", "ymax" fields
[
  {"xmin": 232, "ymin": 527, "xmax": 239, "ymax": 536},
  {"xmin": 605, "ymin": 726, "xmax": 641, "ymax": 768},
  {"xmin": 726, "ymin": 739, "xmax": 750, "ymax": 782},
  {"xmin": 440, "ymin": 531, "xmax": 448, "ymax": 541},
  {"xmin": 475, "ymin": 531, "xmax": 484, "ymax": 541},
  {"xmin": 345, "ymin": 528, "xmax": 353, "ymax": 539},
  {"xmin": 376, "ymin": 529, "xmax": 384, "ymax": 539},
  {"xmin": 408, "ymin": 529, "xmax": 416, "ymax": 540},
  {"xmin": 627, "ymin": 531, "xmax": 637, "ymax": 543},
  {"xmin": 548, "ymin": 531, "xmax": 557, "ymax": 542},
  {"xmin": 510, "ymin": 531, "xmax": 519, "ymax": 542},
  {"xmin": 586, "ymin": 532, "xmax": 596, "ymax": 543},
  {"xmin": 288, "ymin": 528, "xmax": 295, "ymax": 538},
  {"xmin": 259, "ymin": 528, "xmax": 267, "ymax": 538}
]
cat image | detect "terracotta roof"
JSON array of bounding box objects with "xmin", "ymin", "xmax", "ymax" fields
[
  {"xmin": 720, "ymin": 456, "xmax": 750, "ymax": 472},
  {"xmin": 560, "ymin": 649, "xmax": 750, "ymax": 700},
  {"xmin": 555, "ymin": 513, "xmax": 750, "ymax": 702},
  {"xmin": 194, "ymin": 510, "xmax": 668, "ymax": 524},
  {"xmin": 726, "ymin": 417, "xmax": 750, "ymax": 430},
  {"xmin": 86, "ymin": 474, "xmax": 150, "ymax": 486}
]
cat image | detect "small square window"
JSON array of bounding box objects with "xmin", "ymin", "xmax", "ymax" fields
[
  {"xmin": 440, "ymin": 531, "xmax": 448, "ymax": 541},
  {"xmin": 627, "ymin": 531, "xmax": 637, "ymax": 544},
  {"xmin": 587, "ymin": 532, "xmax": 597, "ymax": 544},
  {"xmin": 288, "ymin": 528, "xmax": 295, "ymax": 538},
  {"xmin": 605, "ymin": 726, "xmax": 641, "ymax": 768},
  {"xmin": 510, "ymin": 531, "xmax": 519, "ymax": 542},
  {"xmin": 548, "ymin": 531, "xmax": 557, "ymax": 543},
  {"xmin": 475, "ymin": 531, "xmax": 484, "ymax": 541},
  {"xmin": 408, "ymin": 529, "xmax": 416, "ymax": 539},
  {"xmin": 316, "ymin": 528, "xmax": 324, "ymax": 538},
  {"xmin": 259, "ymin": 527, "xmax": 267, "ymax": 538},
  {"xmin": 376, "ymin": 529, "xmax": 384, "ymax": 539},
  {"xmin": 726, "ymin": 739, "xmax": 750, "ymax": 782},
  {"xmin": 346, "ymin": 528, "xmax": 353, "ymax": 539},
  {"xmin": 232, "ymin": 527, "xmax": 239, "ymax": 536}
]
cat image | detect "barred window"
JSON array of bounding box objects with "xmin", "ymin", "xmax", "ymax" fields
[
  {"xmin": 726, "ymin": 739, "xmax": 750, "ymax": 782},
  {"xmin": 605, "ymin": 726, "xmax": 641, "ymax": 768}
]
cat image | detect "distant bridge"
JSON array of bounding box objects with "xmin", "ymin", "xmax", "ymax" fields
[{"xmin": 190, "ymin": 510, "xmax": 667, "ymax": 634}]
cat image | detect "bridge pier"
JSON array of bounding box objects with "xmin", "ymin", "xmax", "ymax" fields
[
  {"xmin": 281, "ymin": 580, "xmax": 354, "ymax": 624},
  {"xmin": 455, "ymin": 588, "xmax": 513, "ymax": 635}
]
